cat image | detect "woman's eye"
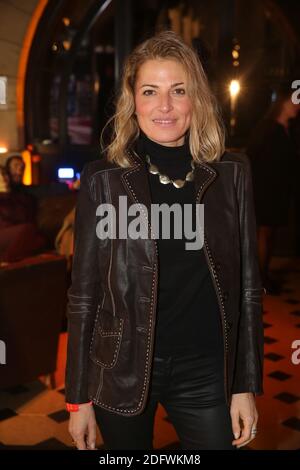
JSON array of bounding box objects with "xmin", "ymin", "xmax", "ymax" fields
[
  {"xmin": 143, "ymin": 89, "xmax": 155, "ymax": 96},
  {"xmin": 173, "ymin": 88, "xmax": 185, "ymax": 95}
]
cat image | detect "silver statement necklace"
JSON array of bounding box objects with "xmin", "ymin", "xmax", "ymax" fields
[{"xmin": 145, "ymin": 154, "xmax": 195, "ymax": 189}]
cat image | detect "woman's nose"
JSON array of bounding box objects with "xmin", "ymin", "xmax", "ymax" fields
[{"xmin": 158, "ymin": 94, "xmax": 173, "ymax": 112}]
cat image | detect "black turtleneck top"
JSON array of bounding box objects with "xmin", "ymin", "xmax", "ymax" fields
[{"xmin": 135, "ymin": 132, "xmax": 223, "ymax": 359}]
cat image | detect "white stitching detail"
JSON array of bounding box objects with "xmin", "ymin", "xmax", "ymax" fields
[
  {"xmin": 89, "ymin": 292, "xmax": 106, "ymax": 356},
  {"xmin": 91, "ymin": 318, "xmax": 124, "ymax": 369}
]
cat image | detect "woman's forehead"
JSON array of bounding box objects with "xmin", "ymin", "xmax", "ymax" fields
[{"xmin": 135, "ymin": 59, "xmax": 188, "ymax": 84}]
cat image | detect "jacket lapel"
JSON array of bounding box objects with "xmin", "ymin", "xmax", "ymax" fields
[
  {"xmin": 193, "ymin": 161, "xmax": 217, "ymax": 202},
  {"xmin": 120, "ymin": 150, "xmax": 154, "ymax": 237}
]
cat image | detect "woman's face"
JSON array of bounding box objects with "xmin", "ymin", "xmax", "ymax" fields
[
  {"xmin": 134, "ymin": 59, "xmax": 192, "ymax": 147},
  {"xmin": 8, "ymin": 157, "xmax": 25, "ymax": 185}
]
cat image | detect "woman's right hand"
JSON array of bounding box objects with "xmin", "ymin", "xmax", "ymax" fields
[{"xmin": 68, "ymin": 403, "xmax": 97, "ymax": 450}]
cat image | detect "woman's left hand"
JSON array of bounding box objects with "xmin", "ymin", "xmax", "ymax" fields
[{"xmin": 230, "ymin": 392, "xmax": 258, "ymax": 448}]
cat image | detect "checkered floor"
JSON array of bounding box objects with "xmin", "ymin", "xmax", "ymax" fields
[{"xmin": 1, "ymin": 256, "xmax": 300, "ymax": 450}]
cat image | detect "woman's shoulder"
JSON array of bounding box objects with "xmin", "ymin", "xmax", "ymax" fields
[
  {"xmin": 81, "ymin": 156, "xmax": 121, "ymax": 180},
  {"xmin": 218, "ymin": 151, "xmax": 250, "ymax": 167},
  {"xmin": 209, "ymin": 151, "xmax": 252, "ymax": 185}
]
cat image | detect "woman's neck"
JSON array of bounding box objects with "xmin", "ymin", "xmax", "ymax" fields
[{"xmin": 138, "ymin": 131, "xmax": 191, "ymax": 163}]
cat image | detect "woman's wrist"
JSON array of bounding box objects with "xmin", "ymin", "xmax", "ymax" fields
[{"xmin": 66, "ymin": 401, "xmax": 93, "ymax": 412}]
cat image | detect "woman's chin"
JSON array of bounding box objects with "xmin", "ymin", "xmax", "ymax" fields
[{"xmin": 145, "ymin": 129, "xmax": 185, "ymax": 146}]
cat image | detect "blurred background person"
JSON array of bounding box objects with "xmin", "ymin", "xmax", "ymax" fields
[
  {"xmin": 247, "ymin": 86, "xmax": 300, "ymax": 294},
  {"xmin": 290, "ymin": 111, "xmax": 300, "ymax": 256},
  {"xmin": 5, "ymin": 154, "xmax": 26, "ymax": 191},
  {"xmin": 0, "ymin": 165, "xmax": 46, "ymax": 263}
]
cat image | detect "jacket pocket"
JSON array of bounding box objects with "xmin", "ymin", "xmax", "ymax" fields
[{"xmin": 90, "ymin": 309, "xmax": 124, "ymax": 369}]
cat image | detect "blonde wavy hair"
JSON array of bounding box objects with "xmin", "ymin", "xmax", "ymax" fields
[{"xmin": 101, "ymin": 30, "xmax": 225, "ymax": 168}]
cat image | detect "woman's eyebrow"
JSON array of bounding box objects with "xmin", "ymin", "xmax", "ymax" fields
[{"xmin": 140, "ymin": 82, "xmax": 185, "ymax": 89}]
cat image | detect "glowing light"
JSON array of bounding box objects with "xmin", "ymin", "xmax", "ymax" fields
[
  {"xmin": 0, "ymin": 146, "xmax": 8, "ymax": 153},
  {"xmin": 229, "ymin": 80, "xmax": 240, "ymax": 98},
  {"xmin": 63, "ymin": 40, "xmax": 71, "ymax": 51},
  {"xmin": 21, "ymin": 150, "xmax": 32, "ymax": 185},
  {"xmin": 58, "ymin": 168, "xmax": 74, "ymax": 179},
  {"xmin": 232, "ymin": 50, "xmax": 239, "ymax": 59},
  {"xmin": 62, "ymin": 17, "xmax": 70, "ymax": 27}
]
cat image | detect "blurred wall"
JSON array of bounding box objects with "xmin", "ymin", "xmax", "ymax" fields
[{"xmin": 0, "ymin": 0, "xmax": 46, "ymax": 157}]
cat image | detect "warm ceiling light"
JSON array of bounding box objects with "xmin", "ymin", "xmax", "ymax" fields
[
  {"xmin": 229, "ymin": 80, "xmax": 240, "ymax": 98},
  {"xmin": 0, "ymin": 146, "xmax": 8, "ymax": 153},
  {"xmin": 62, "ymin": 17, "xmax": 70, "ymax": 27},
  {"xmin": 63, "ymin": 40, "xmax": 71, "ymax": 51},
  {"xmin": 232, "ymin": 50, "xmax": 239, "ymax": 59}
]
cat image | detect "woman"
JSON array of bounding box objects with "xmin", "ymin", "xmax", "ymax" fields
[
  {"xmin": 247, "ymin": 88, "xmax": 300, "ymax": 293},
  {"xmin": 66, "ymin": 31, "xmax": 264, "ymax": 450}
]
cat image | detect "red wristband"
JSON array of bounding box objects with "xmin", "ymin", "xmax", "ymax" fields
[{"xmin": 66, "ymin": 401, "xmax": 92, "ymax": 412}]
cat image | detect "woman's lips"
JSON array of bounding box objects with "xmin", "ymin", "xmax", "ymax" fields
[{"xmin": 152, "ymin": 119, "xmax": 177, "ymax": 127}]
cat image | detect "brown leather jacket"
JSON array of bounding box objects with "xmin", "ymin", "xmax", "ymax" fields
[{"xmin": 65, "ymin": 149, "xmax": 264, "ymax": 415}]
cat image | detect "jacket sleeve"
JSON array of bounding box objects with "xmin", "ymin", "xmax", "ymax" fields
[
  {"xmin": 231, "ymin": 154, "xmax": 264, "ymax": 395},
  {"xmin": 65, "ymin": 163, "xmax": 101, "ymax": 403}
]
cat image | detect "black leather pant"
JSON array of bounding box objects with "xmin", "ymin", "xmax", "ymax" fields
[{"xmin": 94, "ymin": 351, "xmax": 235, "ymax": 450}]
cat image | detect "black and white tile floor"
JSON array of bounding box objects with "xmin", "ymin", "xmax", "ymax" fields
[{"xmin": 1, "ymin": 256, "xmax": 300, "ymax": 450}]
